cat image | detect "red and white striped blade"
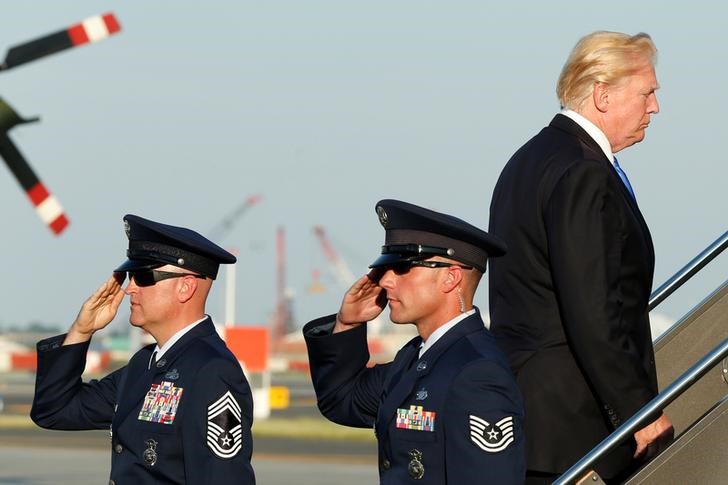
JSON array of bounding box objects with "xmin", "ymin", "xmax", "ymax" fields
[
  {"xmin": 27, "ymin": 182, "xmax": 70, "ymax": 235},
  {"xmin": 2, "ymin": 12, "xmax": 121, "ymax": 70}
]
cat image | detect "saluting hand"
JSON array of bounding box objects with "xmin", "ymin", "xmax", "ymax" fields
[
  {"xmin": 64, "ymin": 274, "xmax": 126, "ymax": 345},
  {"xmin": 334, "ymin": 270, "xmax": 387, "ymax": 333}
]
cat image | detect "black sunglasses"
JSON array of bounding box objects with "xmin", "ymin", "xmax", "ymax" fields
[
  {"xmin": 387, "ymin": 260, "xmax": 473, "ymax": 276},
  {"xmin": 119, "ymin": 269, "xmax": 205, "ymax": 287}
]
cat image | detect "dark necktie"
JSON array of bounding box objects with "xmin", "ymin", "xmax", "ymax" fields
[{"xmin": 613, "ymin": 157, "xmax": 637, "ymax": 201}]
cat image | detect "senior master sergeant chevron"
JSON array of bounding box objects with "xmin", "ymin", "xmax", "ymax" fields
[{"xmin": 31, "ymin": 214, "xmax": 255, "ymax": 485}]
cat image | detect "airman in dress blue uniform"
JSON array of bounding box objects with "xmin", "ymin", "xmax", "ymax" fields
[
  {"xmin": 31, "ymin": 214, "xmax": 255, "ymax": 484},
  {"xmin": 304, "ymin": 200, "xmax": 525, "ymax": 484}
]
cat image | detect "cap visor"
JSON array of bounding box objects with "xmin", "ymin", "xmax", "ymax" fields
[
  {"xmin": 369, "ymin": 253, "xmax": 427, "ymax": 268},
  {"xmin": 114, "ymin": 259, "xmax": 163, "ymax": 273}
]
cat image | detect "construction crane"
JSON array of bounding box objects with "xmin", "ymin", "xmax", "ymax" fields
[
  {"xmin": 313, "ymin": 225, "xmax": 356, "ymax": 286},
  {"xmin": 207, "ymin": 194, "xmax": 262, "ymax": 327},
  {"xmin": 0, "ymin": 13, "xmax": 121, "ymax": 235},
  {"xmin": 208, "ymin": 194, "xmax": 262, "ymax": 241}
]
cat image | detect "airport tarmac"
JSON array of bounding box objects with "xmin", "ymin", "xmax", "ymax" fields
[
  {"xmin": 0, "ymin": 427, "xmax": 379, "ymax": 484},
  {"xmin": 0, "ymin": 371, "xmax": 379, "ymax": 484},
  {"xmin": 0, "ymin": 446, "xmax": 379, "ymax": 484}
]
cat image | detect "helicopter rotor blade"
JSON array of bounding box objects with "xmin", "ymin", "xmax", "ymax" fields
[
  {"xmin": 0, "ymin": 134, "xmax": 69, "ymax": 235},
  {"xmin": 0, "ymin": 98, "xmax": 69, "ymax": 235},
  {"xmin": 1, "ymin": 12, "xmax": 121, "ymax": 71}
]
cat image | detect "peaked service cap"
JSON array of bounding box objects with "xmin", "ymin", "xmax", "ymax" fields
[
  {"xmin": 369, "ymin": 199, "xmax": 507, "ymax": 272},
  {"xmin": 114, "ymin": 214, "xmax": 236, "ymax": 279}
]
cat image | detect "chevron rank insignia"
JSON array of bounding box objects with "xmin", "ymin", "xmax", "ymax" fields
[
  {"xmin": 207, "ymin": 391, "xmax": 243, "ymax": 459},
  {"xmin": 469, "ymin": 415, "xmax": 515, "ymax": 453}
]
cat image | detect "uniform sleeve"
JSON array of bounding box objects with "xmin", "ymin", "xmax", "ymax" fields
[
  {"xmin": 443, "ymin": 361, "xmax": 525, "ymax": 485},
  {"xmin": 546, "ymin": 161, "xmax": 655, "ymax": 424},
  {"xmin": 303, "ymin": 314, "xmax": 389, "ymax": 428},
  {"xmin": 30, "ymin": 334, "xmax": 120, "ymax": 430},
  {"xmin": 182, "ymin": 357, "xmax": 255, "ymax": 484}
]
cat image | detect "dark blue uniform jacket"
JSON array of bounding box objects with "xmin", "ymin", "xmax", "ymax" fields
[
  {"xmin": 31, "ymin": 318, "xmax": 255, "ymax": 484},
  {"xmin": 304, "ymin": 310, "xmax": 525, "ymax": 484}
]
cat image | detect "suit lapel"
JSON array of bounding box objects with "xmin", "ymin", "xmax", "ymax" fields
[{"xmin": 550, "ymin": 114, "xmax": 654, "ymax": 266}]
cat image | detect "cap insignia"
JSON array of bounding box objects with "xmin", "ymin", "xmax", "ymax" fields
[{"xmin": 376, "ymin": 206, "xmax": 388, "ymax": 227}]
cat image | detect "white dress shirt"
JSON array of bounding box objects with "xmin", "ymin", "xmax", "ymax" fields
[{"xmin": 561, "ymin": 109, "xmax": 615, "ymax": 164}]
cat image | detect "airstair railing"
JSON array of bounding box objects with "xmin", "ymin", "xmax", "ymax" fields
[
  {"xmin": 649, "ymin": 230, "xmax": 728, "ymax": 311},
  {"xmin": 553, "ymin": 335, "xmax": 728, "ymax": 485}
]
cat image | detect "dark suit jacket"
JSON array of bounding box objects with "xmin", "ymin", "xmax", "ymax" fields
[
  {"xmin": 31, "ymin": 318, "xmax": 255, "ymax": 484},
  {"xmin": 488, "ymin": 114, "xmax": 658, "ymax": 477},
  {"xmin": 304, "ymin": 310, "xmax": 525, "ymax": 484}
]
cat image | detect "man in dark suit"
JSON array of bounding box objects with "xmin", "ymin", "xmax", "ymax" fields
[
  {"xmin": 304, "ymin": 199, "xmax": 525, "ymax": 484},
  {"xmin": 488, "ymin": 31, "xmax": 673, "ymax": 483},
  {"xmin": 31, "ymin": 214, "xmax": 255, "ymax": 484}
]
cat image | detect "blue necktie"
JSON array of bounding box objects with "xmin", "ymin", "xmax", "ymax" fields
[{"xmin": 613, "ymin": 157, "xmax": 636, "ymax": 201}]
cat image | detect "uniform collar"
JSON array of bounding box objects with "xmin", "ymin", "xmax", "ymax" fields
[
  {"xmin": 151, "ymin": 315, "xmax": 208, "ymax": 364},
  {"xmin": 419, "ymin": 309, "xmax": 475, "ymax": 357}
]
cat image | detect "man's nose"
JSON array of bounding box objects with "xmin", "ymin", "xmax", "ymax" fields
[
  {"xmin": 123, "ymin": 277, "xmax": 138, "ymax": 295},
  {"xmin": 378, "ymin": 269, "xmax": 396, "ymax": 289},
  {"xmin": 648, "ymin": 92, "xmax": 659, "ymax": 114}
]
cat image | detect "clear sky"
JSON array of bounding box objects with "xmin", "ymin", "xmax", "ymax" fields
[{"xmin": 1, "ymin": 1, "xmax": 725, "ymax": 335}]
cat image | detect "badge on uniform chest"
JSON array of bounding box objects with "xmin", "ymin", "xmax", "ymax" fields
[
  {"xmin": 396, "ymin": 405, "xmax": 436, "ymax": 431},
  {"xmin": 138, "ymin": 380, "xmax": 184, "ymax": 424},
  {"xmin": 143, "ymin": 439, "xmax": 158, "ymax": 466}
]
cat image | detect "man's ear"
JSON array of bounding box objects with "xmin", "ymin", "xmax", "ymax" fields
[
  {"xmin": 593, "ymin": 82, "xmax": 610, "ymax": 113},
  {"xmin": 177, "ymin": 276, "xmax": 198, "ymax": 303},
  {"xmin": 442, "ymin": 266, "xmax": 464, "ymax": 293}
]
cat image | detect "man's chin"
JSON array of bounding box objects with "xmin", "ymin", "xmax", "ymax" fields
[
  {"xmin": 387, "ymin": 311, "xmax": 413, "ymax": 326},
  {"xmin": 129, "ymin": 318, "xmax": 143, "ymax": 328}
]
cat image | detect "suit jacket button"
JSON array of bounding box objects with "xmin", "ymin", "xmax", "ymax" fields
[
  {"xmin": 383, "ymin": 458, "xmax": 391, "ymax": 470},
  {"xmin": 114, "ymin": 444, "xmax": 123, "ymax": 454}
]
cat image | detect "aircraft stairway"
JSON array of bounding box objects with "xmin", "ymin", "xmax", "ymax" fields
[
  {"xmin": 623, "ymin": 279, "xmax": 728, "ymax": 484},
  {"xmin": 554, "ymin": 231, "xmax": 728, "ymax": 485},
  {"xmin": 625, "ymin": 395, "xmax": 728, "ymax": 484},
  {"xmin": 653, "ymin": 279, "xmax": 728, "ymax": 434}
]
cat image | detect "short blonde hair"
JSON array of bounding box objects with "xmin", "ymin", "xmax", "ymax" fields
[{"xmin": 557, "ymin": 31, "xmax": 657, "ymax": 110}]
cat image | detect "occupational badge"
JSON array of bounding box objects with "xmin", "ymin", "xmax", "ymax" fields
[
  {"xmin": 207, "ymin": 390, "xmax": 243, "ymax": 459},
  {"xmin": 143, "ymin": 438, "xmax": 158, "ymax": 466},
  {"xmin": 408, "ymin": 449, "xmax": 424, "ymax": 480},
  {"xmin": 376, "ymin": 205, "xmax": 388, "ymax": 227},
  {"xmin": 164, "ymin": 368, "xmax": 179, "ymax": 380},
  {"xmin": 415, "ymin": 387, "xmax": 428, "ymax": 401},
  {"xmin": 138, "ymin": 381, "xmax": 183, "ymax": 424},
  {"xmin": 469, "ymin": 415, "xmax": 515, "ymax": 453},
  {"xmin": 396, "ymin": 405, "xmax": 436, "ymax": 432}
]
